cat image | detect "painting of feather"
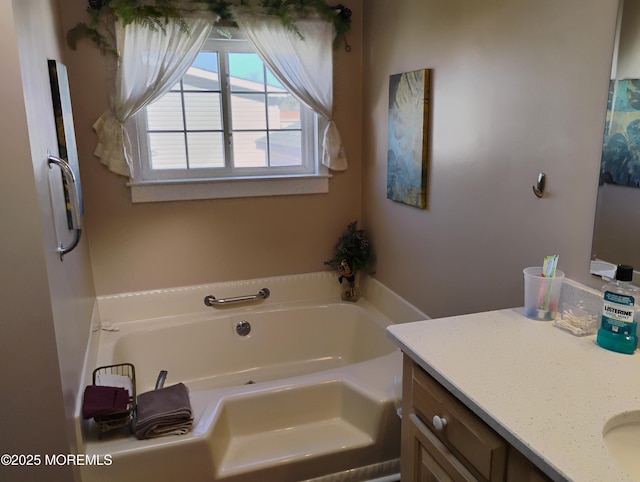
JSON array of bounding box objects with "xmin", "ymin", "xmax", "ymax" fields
[{"xmin": 387, "ymin": 69, "xmax": 430, "ymax": 208}]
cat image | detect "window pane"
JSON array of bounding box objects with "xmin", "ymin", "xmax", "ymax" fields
[
  {"xmin": 184, "ymin": 52, "xmax": 220, "ymax": 91},
  {"xmin": 231, "ymin": 93, "xmax": 267, "ymax": 130},
  {"xmin": 266, "ymin": 70, "xmax": 284, "ymax": 91},
  {"xmin": 147, "ymin": 93, "xmax": 184, "ymax": 130},
  {"xmin": 138, "ymin": 37, "xmax": 317, "ymax": 186},
  {"xmin": 184, "ymin": 92, "xmax": 223, "ymax": 130},
  {"xmin": 149, "ymin": 133, "xmax": 187, "ymax": 169},
  {"xmin": 229, "ymin": 53, "xmax": 264, "ymax": 92},
  {"xmin": 267, "ymin": 93, "xmax": 301, "ymax": 130},
  {"xmin": 269, "ymin": 130, "xmax": 302, "ymax": 167},
  {"xmin": 233, "ymin": 131, "xmax": 268, "ymax": 167},
  {"xmin": 187, "ymin": 132, "xmax": 225, "ymax": 168}
]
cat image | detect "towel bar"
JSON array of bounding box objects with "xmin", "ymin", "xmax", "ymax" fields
[
  {"xmin": 48, "ymin": 154, "xmax": 82, "ymax": 260},
  {"xmin": 204, "ymin": 288, "xmax": 270, "ymax": 307}
]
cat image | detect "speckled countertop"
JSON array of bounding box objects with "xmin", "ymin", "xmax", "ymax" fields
[{"xmin": 387, "ymin": 307, "xmax": 640, "ymax": 482}]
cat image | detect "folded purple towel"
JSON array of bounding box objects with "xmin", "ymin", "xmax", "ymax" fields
[
  {"xmin": 135, "ymin": 382, "xmax": 193, "ymax": 439},
  {"xmin": 82, "ymin": 385, "xmax": 129, "ymax": 419}
]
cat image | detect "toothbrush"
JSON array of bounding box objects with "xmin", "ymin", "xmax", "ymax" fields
[
  {"xmin": 539, "ymin": 255, "xmax": 559, "ymax": 314},
  {"xmin": 542, "ymin": 255, "xmax": 558, "ymax": 278}
]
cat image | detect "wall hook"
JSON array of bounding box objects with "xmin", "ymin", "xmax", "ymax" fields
[{"xmin": 533, "ymin": 172, "xmax": 546, "ymax": 198}]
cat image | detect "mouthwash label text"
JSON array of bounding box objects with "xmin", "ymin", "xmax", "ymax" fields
[{"xmin": 601, "ymin": 290, "xmax": 636, "ymax": 334}]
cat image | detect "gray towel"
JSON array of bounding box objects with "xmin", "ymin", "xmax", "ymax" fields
[{"xmin": 135, "ymin": 382, "xmax": 193, "ymax": 439}]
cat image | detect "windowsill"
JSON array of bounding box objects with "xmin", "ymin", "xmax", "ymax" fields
[{"xmin": 127, "ymin": 173, "xmax": 331, "ymax": 203}]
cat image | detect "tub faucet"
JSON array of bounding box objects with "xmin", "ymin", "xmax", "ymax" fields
[{"xmin": 155, "ymin": 370, "xmax": 168, "ymax": 390}]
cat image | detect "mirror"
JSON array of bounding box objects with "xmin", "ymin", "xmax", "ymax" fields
[{"xmin": 590, "ymin": 0, "xmax": 640, "ymax": 279}]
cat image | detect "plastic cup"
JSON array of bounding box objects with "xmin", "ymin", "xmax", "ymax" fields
[{"xmin": 523, "ymin": 267, "xmax": 565, "ymax": 321}]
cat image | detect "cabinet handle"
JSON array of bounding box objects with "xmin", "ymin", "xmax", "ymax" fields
[{"xmin": 433, "ymin": 415, "xmax": 448, "ymax": 432}]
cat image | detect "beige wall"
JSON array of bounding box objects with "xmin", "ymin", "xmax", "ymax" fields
[
  {"xmin": 56, "ymin": 0, "xmax": 620, "ymax": 314},
  {"xmin": 58, "ymin": 0, "xmax": 363, "ymax": 296},
  {"xmin": 362, "ymin": 0, "xmax": 618, "ymax": 318},
  {"xmin": 0, "ymin": 1, "xmax": 95, "ymax": 480}
]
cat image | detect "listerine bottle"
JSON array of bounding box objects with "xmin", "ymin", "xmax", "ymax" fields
[{"xmin": 596, "ymin": 265, "xmax": 640, "ymax": 354}]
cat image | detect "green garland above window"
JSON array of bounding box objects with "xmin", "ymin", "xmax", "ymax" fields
[{"xmin": 67, "ymin": 0, "xmax": 353, "ymax": 54}]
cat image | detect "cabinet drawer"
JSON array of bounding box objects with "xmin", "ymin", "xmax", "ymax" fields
[{"xmin": 408, "ymin": 358, "xmax": 507, "ymax": 481}]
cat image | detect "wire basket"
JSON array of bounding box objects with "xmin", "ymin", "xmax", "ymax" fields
[{"xmin": 91, "ymin": 363, "xmax": 136, "ymax": 433}]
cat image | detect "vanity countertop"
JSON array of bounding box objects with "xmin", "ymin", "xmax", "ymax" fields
[{"xmin": 387, "ymin": 308, "xmax": 640, "ymax": 482}]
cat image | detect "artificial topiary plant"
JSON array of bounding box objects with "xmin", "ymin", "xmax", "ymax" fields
[
  {"xmin": 325, "ymin": 221, "xmax": 372, "ymax": 277},
  {"xmin": 324, "ymin": 221, "xmax": 372, "ymax": 302}
]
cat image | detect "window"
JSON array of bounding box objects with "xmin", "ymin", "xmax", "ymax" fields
[{"xmin": 127, "ymin": 33, "xmax": 328, "ymax": 202}]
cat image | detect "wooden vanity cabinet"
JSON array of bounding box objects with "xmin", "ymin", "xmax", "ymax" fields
[{"xmin": 400, "ymin": 355, "xmax": 551, "ymax": 482}]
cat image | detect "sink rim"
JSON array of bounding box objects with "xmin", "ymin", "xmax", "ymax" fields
[
  {"xmin": 603, "ymin": 410, "xmax": 640, "ymax": 480},
  {"xmin": 603, "ymin": 410, "xmax": 640, "ymax": 436}
]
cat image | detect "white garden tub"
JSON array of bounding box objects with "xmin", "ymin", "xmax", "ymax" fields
[{"xmin": 79, "ymin": 272, "xmax": 427, "ymax": 482}]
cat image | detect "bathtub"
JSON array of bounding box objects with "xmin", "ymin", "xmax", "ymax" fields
[{"xmin": 79, "ymin": 272, "xmax": 427, "ymax": 482}]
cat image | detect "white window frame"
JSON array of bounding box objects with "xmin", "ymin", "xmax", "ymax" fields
[{"xmin": 126, "ymin": 34, "xmax": 330, "ymax": 203}]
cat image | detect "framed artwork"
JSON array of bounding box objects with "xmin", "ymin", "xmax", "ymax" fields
[
  {"xmin": 600, "ymin": 79, "xmax": 640, "ymax": 187},
  {"xmin": 387, "ymin": 68, "xmax": 430, "ymax": 208},
  {"xmin": 48, "ymin": 59, "xmax": 83, "ymax": 227}
]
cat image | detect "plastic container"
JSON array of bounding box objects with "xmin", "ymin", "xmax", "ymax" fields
[
  {"xmin": 596, "ymin": 265, "xmax": 639, "ymax": 354},
  {"xmin": 555, "ymin": 302, "xmax": 597, "ymax": 336},
  {"xmin": 523, "ymin": 267, "xmax": 565, "ymax": 321}
]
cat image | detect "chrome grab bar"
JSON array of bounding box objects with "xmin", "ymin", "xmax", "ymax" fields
[
  {"xmin": 48, "ymin": 154, "xmax": 82, "ymax": 260},
  {"xmin": 204, "ymin": 288, "xmax": 270, "ymax": 307}
]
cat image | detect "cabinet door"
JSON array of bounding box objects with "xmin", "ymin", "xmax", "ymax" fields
[
  {"xmin": 410, "ymin": 361, "xmax": 506, "ymax": 481},
  {"xmin": 401, "ymin": 355, "xmax": 552, "ymax": 482},
  {"xmin": 408, "ymin": 413, "xmax": 477, "ymax": 482},
  {"xmin": 506, "ymin": 447, "xmax": 550, "ymax": 482}
]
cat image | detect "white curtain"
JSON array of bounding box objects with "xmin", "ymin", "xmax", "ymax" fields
[
  {"xmin": 232, "ymin": 9, "xmax": 348, "ymax": 171},
  {"xmin": 94, "ymin": 18, "xmax": 213, "ymax": 177}
]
